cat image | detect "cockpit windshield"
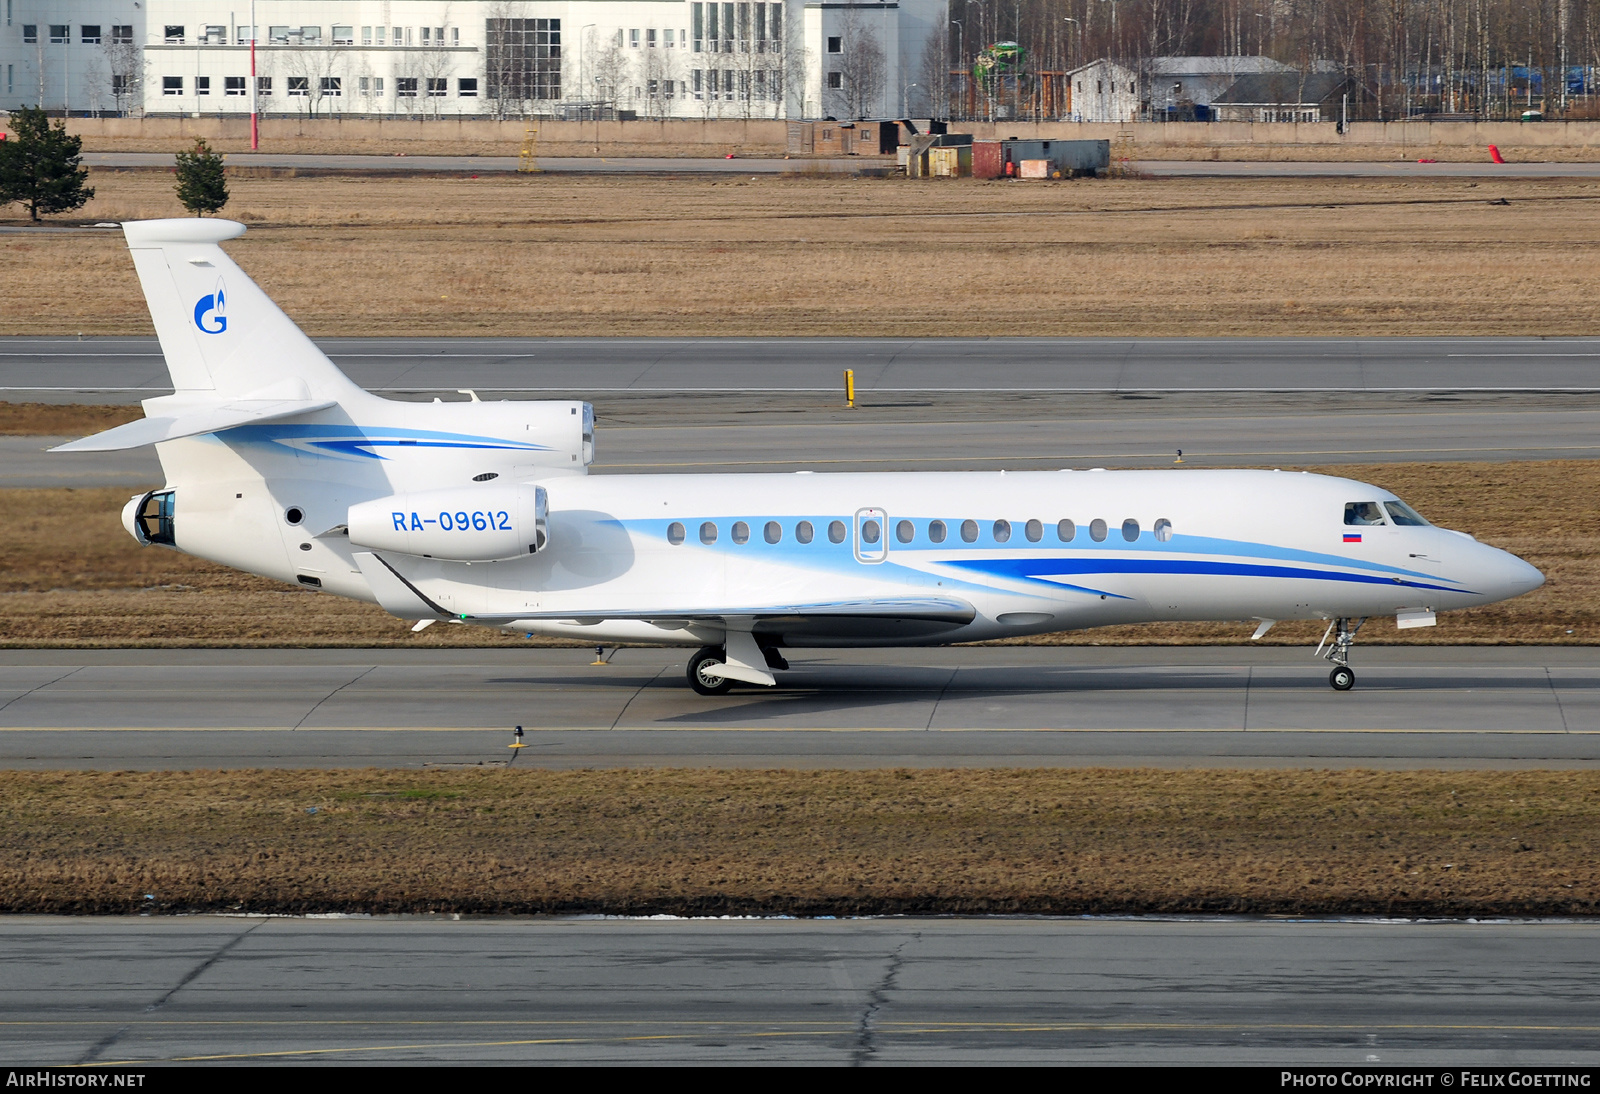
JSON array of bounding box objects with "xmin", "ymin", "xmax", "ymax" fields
[
  {"xmin": 1344, "ymin": 501, "xmax": 1386, "ymax": 526},
  {"xmin": 1384, "ymin": 500, "xmax": 1430, "ymax": 526}
]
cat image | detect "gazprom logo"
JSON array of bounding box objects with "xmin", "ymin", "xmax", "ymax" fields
[{"xmin": 193, "ymin": 279, "xmax": 227, "ymax": 334}]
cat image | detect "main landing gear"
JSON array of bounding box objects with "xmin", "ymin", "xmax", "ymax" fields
[
  {"xmin": 686, "ymin": 644, "xmax": 789, "ymax": 696},
  {"xmin": 1317, "ymin": 616, "xmax": 1366, "ymax": 691}
]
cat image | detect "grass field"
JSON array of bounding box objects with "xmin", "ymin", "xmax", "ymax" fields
[
  {"xmin": 3, "ymin": 767, "xmax": 1593, "ymax": 916},
  {"xmin": 0, "ymin": 453, "xmax": 1592, "ymax": 647},
  {"xmin": 8, "ymin": 171, "xmax": 1600, "ymax": 338}
]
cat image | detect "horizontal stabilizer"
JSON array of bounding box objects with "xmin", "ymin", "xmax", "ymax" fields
[{"xmin": 50, "ymin": 395, "xmax": 334, "ymax": 452}]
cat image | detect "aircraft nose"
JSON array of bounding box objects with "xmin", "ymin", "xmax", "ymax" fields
[{"xmin": 1490, "ymin": 548, "xmax": 1545, "ymax": 599}]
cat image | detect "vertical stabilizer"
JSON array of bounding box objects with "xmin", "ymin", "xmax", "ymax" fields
[{"xmin": 122, "ymin": 219, "xmax": 363, "ymax": 401}]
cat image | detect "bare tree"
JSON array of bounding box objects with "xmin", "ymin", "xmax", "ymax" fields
[
  {"xmin": 416, "ymin": 10, "xmax": 457, "ymax": 118},
  {"xmin": 832, "ymin": 8, "xmax": 887, "ymax": 119},
  {"xmin": 591, "ymin": 32, "xmax": 632, "ymax": 115},
  {"xmin": 101, "ymin": 33, "xmax": 144, "ymax": 117},
  {"xmin": 916, "ymin": 25, "xmax": 948, "ymax": 117},
  {"xmin": 282, "ymin": 41, "xmax": 349, "ymax": 117},
  {"xmin": 642, "ymin": 34, "xmax": 681, "ymax": 117}
]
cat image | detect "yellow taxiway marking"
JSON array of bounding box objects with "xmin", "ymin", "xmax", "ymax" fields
[
  {"xmin": 80, "ymin": 1019, "xmax": 1600, "ymax": 1063},
  {"xmin": 0, "ymin": 725, "xmax": 1595, "ymax": 735}
]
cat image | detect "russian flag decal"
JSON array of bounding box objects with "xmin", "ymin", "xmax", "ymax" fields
[{"xmin": 1344, "ymin": 533, "xmax": 1363, "ymax": 543}]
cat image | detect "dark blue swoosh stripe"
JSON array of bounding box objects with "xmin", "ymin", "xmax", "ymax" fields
[{"xmin": 949, "ymin": 557, "xmax": 1477, "ymax": 596}]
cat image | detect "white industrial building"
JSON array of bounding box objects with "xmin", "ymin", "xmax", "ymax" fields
[{"xmin": 1, "ymin": 0, "xmax": 939, "ymax": 120}]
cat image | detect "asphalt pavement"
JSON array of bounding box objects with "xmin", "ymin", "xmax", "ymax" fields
[
  {"xmin": 8, "ymin": 915, "xmax": 1599, "ymax": 1065},
  {"xmin": 2, "ymin": 647, "xmax": 1595, "ymax": 770}
]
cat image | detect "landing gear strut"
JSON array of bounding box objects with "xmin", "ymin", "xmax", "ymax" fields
[
  {"xmin": 687, "ymin": 646, "xmax": 733, "ymax": 696},
  {"xmin": 1318, "ymin": 616, "xmax": 1366, "ymax": 691}
]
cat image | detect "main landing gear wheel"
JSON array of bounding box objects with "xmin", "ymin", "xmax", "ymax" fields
[
  {"xmin": 1328, "ymin": 666, "xmax": 1356, "ymax": 691},
  {"xmin": 687, "ymin": 646, "xmax": 734, "ymax": 696}
]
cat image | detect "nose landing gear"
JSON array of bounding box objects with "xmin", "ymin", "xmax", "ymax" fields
[{"xmin": 1318, "ymin": 617, "xmax": 1366, "ymax": 691}]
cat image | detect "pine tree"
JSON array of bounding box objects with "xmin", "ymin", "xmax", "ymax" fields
[
  {"xmin": 174, "ymin": 138, "xmax": 229, "ymax": 217},
  {"xmin": 0, "ymin": 106, "xmax": 95, "ymax": 223}
]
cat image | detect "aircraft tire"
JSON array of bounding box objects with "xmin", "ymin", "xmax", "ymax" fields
[
  {"xmin": 688, "ymin": 646, "xmax": 734, "ymax": 696},
  {"xmin": 1328, "ymin": 666, "xmax": 1356, "ymax": 691}
]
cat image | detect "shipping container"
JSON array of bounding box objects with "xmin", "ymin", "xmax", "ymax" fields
[{"xmin": 971, "ymin": 140, "xmax": 1003, "ymax": 179}]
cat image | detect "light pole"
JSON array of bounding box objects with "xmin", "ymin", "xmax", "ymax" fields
[
  {"xmin": 249, "ymin": 0, "xmax": 258, "ymax": 148},
  {"xmin": 1064, "ymin": 17, "xmax": 1080, "ymax": 120},
  {"xmin": 579, "ymin": 23, "xmax": 595, "ymax": 112}
]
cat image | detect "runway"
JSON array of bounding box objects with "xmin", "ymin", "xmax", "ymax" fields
[
  {"xmin": 2, "ymin": 647, "xmax": 1596, "ymax": 770},
  {"xmin": 9, "ymin": 335, "xmax": 1600, "ymax": 397},
  {"xmin": 82, "ymin": 150, "xmax": 1600, "ymax": 179},
  {"xmin": 7, "ymin": 915, "xmax": 1599, "ymax": 1065}
]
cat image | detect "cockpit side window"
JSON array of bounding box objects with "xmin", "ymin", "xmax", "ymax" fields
[
  {"xmin": 1344, "ymin": 501, "xmax": 1387, "ymax": 526},
  {"xmin": 1384, "ymin": 500, "xmax": 1430, "ymax": 526}
]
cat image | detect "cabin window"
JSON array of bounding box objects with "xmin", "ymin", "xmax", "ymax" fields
[
  {"xmin": 700, "ymin": 521, "xmax": 718, "ymax": 544},
  {"xmin": 1345, "ymin": 502, "xmax": 1386, "ymax": 526},
  {"xmin": 1025, "ymin": 519, "xmax": 1043, "ymax": 542},
  {"xmin": 928, "ymin": 520, "xmax": 947, "ymax": 543},
  {"xmin": 796, "ymin": 520, "xmax": 814, "ymax": 543},
  {"xmin": 896, "ymin": 520, "xmax": 915, "ymax": 544},
  {"xmin": 1384, "ymin": 500, "xmax": 1430, "ymax": 526},
  {"xmin": 667, "ymin": 522, "xmax": 685, "ymax": 544},
  {"xmin": 993, "ymin": 519, "xmax": 1011, "ymax": 543},
  {"xmin": 828, "ymin": 520, "xmax": 847, "ymax": 544},
  {"xmin": 1122, "ymin": 518, "xmax": 1140, "ymax": 542},
  {"xmin": 960, "ymin": 519, "xmax": 979, "ymax": 543},
  {"xmin": 1154, "ymin": 518, "xmax": 1173, "ymax": 542},
  {"xmin": 860, "ymin": 519, "xmax": 881, "ymax": 545},
  {"xmin": 1057, "ymin": 519, "xmax": 1075, "ymax": 542},
  {"xmin": 1090, "ymin": 518, "xmax": 1108, "ymax": 542},
  {"xmin": 731, "ymin": 521, "xmax": 750, "ymax": 544},
  {"xmin": 764, "ymin": 520, "xmax": 781, "ymax": 543}
]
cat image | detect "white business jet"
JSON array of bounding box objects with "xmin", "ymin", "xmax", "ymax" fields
[{"xmin": 57, "ymin": 220, "xmax": 1544, "ymax": 693}]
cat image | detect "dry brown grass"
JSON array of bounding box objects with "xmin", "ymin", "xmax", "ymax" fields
[
  {"xmin": 0, "ymin": 459, "xmax": 1594, "ymax": 646},
  {"xmin": 8, "ymin": 172, "xmax": 1600, "ymax": 337},
  {"xmin": 2, "ymin": 767, "xmax": 1594, "ymax": 916}
]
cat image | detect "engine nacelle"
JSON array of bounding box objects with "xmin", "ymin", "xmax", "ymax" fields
[{"xmin": 348, "ymin": 483, "xmax": 547, "ymax": 562}]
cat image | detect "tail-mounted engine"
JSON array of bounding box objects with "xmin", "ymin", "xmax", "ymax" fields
[
  {"xmin": 123, "ymin": 490, "xmax": 177, "ymax": 546},
  {"xmin": 347, "ymin": 483, "xmax": 548, "ymax": 562}
]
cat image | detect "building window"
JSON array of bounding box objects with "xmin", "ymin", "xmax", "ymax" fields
[
  {"xmin": 112, "ymin": 25, "xmax": 132, "ymax": 44},
  {"xmin": 269, "ymin": 26, "xmax": 290, "ymax": 44},
  {"xmin": 827, "ymin": 35, "xmax": 841, "ymax": 53},
  {"xmin": 301, "ymin": 26, "xmax": 322, "ymax": 45},
  {"xmin": 421, "ymin": 27, "xmax": 431, "ymax": 44},
  {"xmin": 288, "ymin": 76, "xmax": 309, "ymax": 96},
  {"xmin": 257, "ymin": 76, "xmax": 272, "ymax": 96},
  {"xmin": 375, "ymin": 27, "xmax": 386, "ymax": 45},
  {"xmin": 665, "ymin": 28, "xmax": 675, "ymax": 48},
  {"xmin": 49, "ymin": 24, "xmax": 68, "ymax": 44},
  {"xmin": 362, "ymin": 26, "xmax": 372, "ymax": 45},
  {"xmin": 203, "ymin": 25, "xmax": 225, "ymax": 45},
  {"xmin": 452, "ymin": 28, "xmax": 460, "ymax": 46},
  {"xmin": 664, "ymin": 79, "xmax": 674, "ymax": 98},
  {"xmin": 692, "ymin": 4, "xmax": 703, "ymax": 51},
  {"xmin": 629, "ymin": 28, "xmax": 640, "ymax": 48},
  {"xmin": 485, "ymin": 18, "xmax": 562, "ymax": 101},
  {"xmin": 21, "ymin": 24, "xmax": 35, "ymax": 44},
  {"xmin": 225, "ymin": 76, "xmax": 246, "ymax": 96},
  {"xmin": 358, "ymin": 76, "xmax": 370, "ymax": 95},
  {"xmin": 333, "ymin": 26, "xmax": 354, "ymax": 46},
  {"xmin": 458, "ymin": 78, "xmax": 478, "ymax": 96},
  {"xmin": 692, "ymin": 69, "xmax": 702, "ymax": 98},
  {"xmin": 162, "ymin": 76, "xmax": 183, "ymax": 95},
  {"xmin": 80, "ymin": 25, "xmax": 101, "ymax": 44},
  {"xmin": 195, "ymin": 76, "xmax": 211, "ymax": 96},
  {"xmin": 236, "ymin": 26, "xmax": 256, "ymax": 44},
  {"xmin": 647, "ymin": 28, "xmax": 657, "ymax": 47},
  {"xmin": 397, "ymin": 77, "xmax": 418, "ymax": 98},
  {"xmin": 164, "ymin": 25, "xmax": 184, "ymax": 44},
  {"xmin": 426, "ymin": 77, "xmax": 446, "ymax": 97},
  {"xmin": 404, "ymin": 27, "xmax": 413, "ymax": 46},
  {"xmin": 111, "ymin": 74, "xmax": 129, "ymax": 96},
  {"xmin": 372, "ymin": 77, "xmax": 384, "ymax": 97},
  {"xmin": 321, "ymin": 77, "xmax": 342, "ymax": 97},
  {"xmin": 828, "ymin": 71, "xmax": 842, "ymax": 89}
]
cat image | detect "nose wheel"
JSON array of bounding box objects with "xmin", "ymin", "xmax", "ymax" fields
[{"xmin": 1317, "ymin": 617, "xmax": 1366, "ymax": 691}]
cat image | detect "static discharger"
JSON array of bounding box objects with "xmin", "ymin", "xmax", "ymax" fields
[{"xmin": 509, "ymin": 725, "xmax": 525, "ymax": 749}]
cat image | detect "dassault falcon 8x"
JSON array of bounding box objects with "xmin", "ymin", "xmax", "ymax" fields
[{"xmin": 56, "ymin": 220, "xmax": 1545, "ymax": 693}]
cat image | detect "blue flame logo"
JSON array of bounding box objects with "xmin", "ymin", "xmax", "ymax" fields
[{"xmin": 193, "ymin": 279, "xmax": 227, "ymax": 334}]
